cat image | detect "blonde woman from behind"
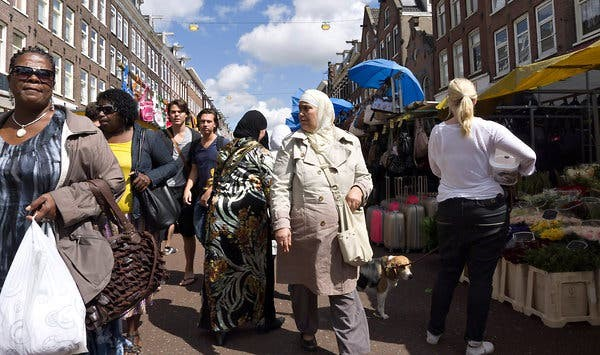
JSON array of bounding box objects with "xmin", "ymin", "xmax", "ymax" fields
[{"xmin": 426, "ymin": 78, "xmax": 536, "ymax": 355}]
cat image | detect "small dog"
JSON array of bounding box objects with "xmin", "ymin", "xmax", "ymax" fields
[{"xmin": 357, "ymin": 255, "xmax": 413, "ymax": 319}]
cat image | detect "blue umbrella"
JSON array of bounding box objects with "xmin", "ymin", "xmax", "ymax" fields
[
  {"xmin": 286, "ymin": 88, "xmax": 305, "ymax": 132},
  {"xmin": 330, "ymin": 98, "xmax": 354, "ymax": 116},
  {"xmin": 390, "ymin": 68, "xmax": 425, "ymax": 107},
  {"xmin": 348, "ymin": 59, "xmax": 402, "ymax": 89}
]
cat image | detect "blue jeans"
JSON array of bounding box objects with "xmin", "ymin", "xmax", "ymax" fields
[
  {"xmin": 193, "ymin": 201, "xmax": 208, "ymax": 245},
  {"xmin": 428, "ymin": 194, "xmax": 507, "ymax": 342}
]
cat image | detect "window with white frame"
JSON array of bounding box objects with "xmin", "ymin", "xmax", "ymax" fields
[
  {"xmin": 110, "ymin": 45, "xmax": 115, "ymax": 74},
  {"xmin": 99, "ymin": 0, "xmax": 106, "ymax": 24},
  {"xmin": 90, "ymin": 0, "xmax": 97, "ymax": 17},
  {"xmin": 90, "ymin": 75, "xmax": 97, "ymax": 102},
  {"xmin": 65, "ymin": 7, "xmax": 74, "ymax": 45},
  {"xmin": 81, "ymin": 22, "xmax": 89, "ymax": 57},
  {"xmin": 437, "ymin": 2, "xmax": 447, "ymax": 37},
  {"xmin": 575, "ymin": 0, "xmax": 600, "ymax": 42},
  {"xmin": 386, "ymin": 33, "xmax": 392, "ymax": 59},
  {"xmin": 80, "ymin": 70, "xmax": 88, "ymax": 104},
  {"xmin": 0, "ymin": 22, "xmax": 6, "ymax": 73},
  {"xmin": 14, "ymin": 0, "xmax": 26, "ymax": 13},
  {"xmin": 117, "ymin": 12, "xmax": 122, "ymax": 40},
  {"xmin": 494, "ymin": 26, "xmax": 509, "ymax": 76},
  {"xmin": 98, "ymin": 79, "xmax": 105, "ymax": 93},
  {"xmin": 492, "ymin": 0, "xmax": 506, "ymax": 13},
  {"xmin": 450, "ymin": 0, "xmax": 461, "ymax": 28},
  {"xmin": 12, "ymin": 31, "xmax": 25, "ymax": 55},
  {"xmin": 116, "ymin": 51, "xmax": 122, "ymax": 78},
  {"xmin": 51, "ymin": 0, "xmax": 62, "ymax": 38},
  {"xmin": 514, "ymin": 15, "xmax": 531, "ymax": 65},
  {"xmin": 393, "ymin": 25, "xmax": 399, "ymax": 56},
  {"xmin": 469, "ymin": 28, "xmax": 482, "ymax": 73},
  {"xmin": 380, "ymin": 41, "xmax": 385, "ymax": 59},
  {"xmin": 38, "ymin": 0, "xmax": 50, "ymax": 28},
  {"xmin": 82, "ymin": 0, "xmax": 89, "ymax": 10},
  {"xmin": 64, "ymin": 60, "xmax": 73, "ymax": 99},
  {"xmin": 123, "ymin": 20, "xmax": 129, "ymax": 46},
  {"xmin": 141, "ymin": 39, "xmax": 146, "ymax": 63},
  {"xmin": 384, "ymin": 8, "xmax": 390, "ymax": 28},
  {"xmin": 453, "ymin": 40, "xmax": 464, "ymax": 78},
  {"xmin": 99, "ymin": 36, "xmax": 106, "ymax": 67},
  {"xmin": 110, "ymin": 5, "xmax": 116, "ymax": 33},
  {"xmin": 466, "ymin": 0, "xmax": 478, "ymax": 16},
  {"xmin": 536, "ymin": 1, "xmax": 556, "ymax": 58},
  {"xmin": 52, "ymin": 53, "xmax": 61, "ymax": 95},
  {"xmin": 439, "ymin": 49, "xmax": 448, "ymax": 87},
  {"xmin": 90, "ymin": 29, "xmax": 97, "ymax": 62}
]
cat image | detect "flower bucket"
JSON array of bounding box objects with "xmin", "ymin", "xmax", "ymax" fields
[{"xmin": 498, "ymin": 258, "xmax": 528, "ymax": 312}]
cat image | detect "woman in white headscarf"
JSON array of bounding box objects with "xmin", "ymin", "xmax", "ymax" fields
[{"xmin": 270, "ymin": 89, "xmax": 372, "ymax": 354}]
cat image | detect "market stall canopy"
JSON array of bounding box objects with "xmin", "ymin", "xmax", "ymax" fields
[
  {"xmin": 330, "ymin": 98, "xmax": 354, "ymax": 116},
  {"xmin": 391, "ymin": 69, "xmax": 425, "ymax": 107},
  {"xmin": 478, "ymin": 38, "xmax": 600, "ymax": 102}
]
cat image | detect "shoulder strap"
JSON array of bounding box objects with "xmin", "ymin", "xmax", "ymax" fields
[
  {"xmin": 136, "ymin": 128, "xmax": 145, "ymax": 172},
  {"xmin": 216, "ymin": 135, "xmax": 225, "ymax": 150},
  {"xmin": 87, "ymin": 179, "xmax": 138, "ymax": 240}
]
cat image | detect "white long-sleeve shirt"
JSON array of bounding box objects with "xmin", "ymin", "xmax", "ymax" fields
[{"xmin": 428, "ymin": 117, "xmax": 536, "ymax": 202}]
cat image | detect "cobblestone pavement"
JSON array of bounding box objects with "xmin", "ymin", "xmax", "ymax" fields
[{"xmin": 139, "ymin": 236, "xmax": 598, "ymax": 354}]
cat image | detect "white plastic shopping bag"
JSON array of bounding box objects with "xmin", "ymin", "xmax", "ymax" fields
[{"xmin": 0, "ymin": 220, "xmax": 87, "ymax": 355}]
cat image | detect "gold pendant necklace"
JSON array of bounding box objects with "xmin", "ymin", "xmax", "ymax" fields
[{"xmin": 12, "ymin": 104, "xmax": 54, "ymax": 138}]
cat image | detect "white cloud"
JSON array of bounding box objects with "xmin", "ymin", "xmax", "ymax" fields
[
  {"xmin": 140, "ymin": 0, "xmax": 204, "ymax": 19},
  {"xmin": 238, "ymin": 0, "xmax": 370, "ymax": 68},
  {"xmin": 264, "ymin": 4, "xmax": 291, "ymax": 22},
  {"xmin": 240, "ymin": 0, "xmax": 260, "ymax": 11}
]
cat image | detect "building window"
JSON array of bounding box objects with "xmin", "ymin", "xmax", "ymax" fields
[
  {"xmin": 380, "ymin": 41, "xmax": 385, "ymax": 59},
  {"xmin": 65, "ymin": 7, "xmax": 74, "ymax": 45},
  {"xmin": 450, "ymin": 0, "xmax": 461, "ymax": 28},
  {"xmin": 80, "ymin": 69, "xmax": 88, "ymax": 105},
  {"xmin": 38, "ymin": 0, "xmax": 50, "ymax": 28},
  {"xmin": 90, "ymin": 0, "xmax": 97, "ymax": 17},
  {"xmin": 514, "ymin": 15, "xmax": 531, "ymax": 65},
  {"xmin": 384, "ymin": 8, "xmax": 390, "ymax": 28},
  {"xmin": 469, "ymin": 28, "xmax": 482, "ymax": 74},
  {"xmin": 439, "ymin": 49, "xmax": 448, "ymax": 88},
  {"xmin": 90, "ymin": 29, "xmax": 97, "ymax": 62},
  {"xmin": 52, "ymin": 53, "xmax": 61, "ymax": 95},
  {"xmin": 0, "ymin": 22, "xmax": 6, "ymax": 73},
  {"xmin": 12, "ymin": 31, "xmax": 26, "ymax": 55},
  {"xmin": 116, "ymin": 12, "xmax": 122, "ymax": 40},
  {"xmin": 575, "ymin": 0, "xmax": 600, "ymax": 42},
  {"xmin": 437, "ymin": 2, "xmax": 447, "ymax": 38},
  {"xmin": 393, "ymin": 25, "xmax": 399, "ymax": 56},
  {"xmin": 386, "ymin": 33, "xmax": 392, "ymax": 59},
  {"xmin": 82, "ymin": 0, "xmax": 89, "ymax": 10},
  {"xmin": 492, "ymin": 0, "xmax": 506, "ymax": 13},
  {"xmin": 99, "ymin": 0, "xmax": 106, "ymax": 24},
  {"xmin": 99, "ymin": 36, "xmax": 106, "ymax": 67},
  {"xmin": 141, "ymin": 39, "xmax": 146, "ymax": 63},
  {"xmin": 14, "ymin": 0, "xmax": 26, "ymax": 13},
  {"xmin": 98, "ymin": 79, "xmax": 105, "ymax": 93},
  {"xmin": 90, "ymin": 75, "xmax": 97, "ymax": 102},
  {"xmin": 110, "ymin": 5, "xmax": 116, "ymax": 33},
  {"xmin": 110, "ymin": 45, "xmax": 115, "ymax": 74},
  {"xmin": 536, "ymin": 1, "xmax": 556, "ymax": 58},
  {"xmin": 64, "ymin": 60, "xmax": 73, "ymax": 99},
  {"xmin": 81, "ymin": 22, "xmax": 89, "ymax": 57},
  {"xmin": 453, "ymin": 40, "xmax": 464, "ymax": 78},
  {"xmin": 494, "ymin": 26, "xmax": 509, "ymax": 76},
  {"xmin": 51, "ymin": 0, "xmax": 63, "ymax": 38},
  {"xmin": 116, "ymin": 51, "xmax": 122, "ymax": 78},
  {"xmin": 466, "ymin": 0, "xmax": 478, "ymax": 16},
  {"xmin": 123, "ymin": 20, "xmax": 129, "ymax": 47}
]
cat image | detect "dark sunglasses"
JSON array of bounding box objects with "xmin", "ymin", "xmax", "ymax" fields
[
  {"xmin": 10, "ymin": 65, "xmax": 55, "ymax": 84},
  {"xmin": 98, "ymin": 105, "xmax": 116, "ymax": 115}
]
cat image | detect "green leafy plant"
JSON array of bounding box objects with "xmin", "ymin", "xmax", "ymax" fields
[
  {"xmin": 421, "ymin": 216, "xmax": 438, "ymax": 251},
  {"xmin": 524, "ymin": 243, "xmax": 600, "ymax": 273}
]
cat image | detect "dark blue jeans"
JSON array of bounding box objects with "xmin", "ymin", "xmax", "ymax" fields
[{"xmin": 428, "ymin": 194, "xmax": 507, "ymax": 342}]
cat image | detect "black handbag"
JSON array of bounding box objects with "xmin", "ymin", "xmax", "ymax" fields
[{"xmin": 140, "ymin": 185, "xmax": 181, "ymax": 229}]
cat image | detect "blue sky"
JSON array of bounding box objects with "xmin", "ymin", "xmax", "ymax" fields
[{"xmin": 140, "ymin": 0, "xmax": 376, "ymax": 131}]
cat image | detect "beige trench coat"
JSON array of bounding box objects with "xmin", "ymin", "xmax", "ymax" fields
[{"xmin": 270, "ymin": 128, "xmax": 372, "ymax": 295}]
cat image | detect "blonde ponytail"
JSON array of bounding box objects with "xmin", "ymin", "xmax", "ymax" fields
[{"xmin": 447, "ymin": 78, "xmax": 477, "ymax": 137}]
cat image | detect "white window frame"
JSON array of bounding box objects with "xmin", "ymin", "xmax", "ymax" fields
[
  {"xmin": 123, "ymin": 20, "xmax": 129, "ymax": 47},
  {"xmin": 110, "ymin": 45, "xmax": 116, "ymax": 75},
  {"xmin": 116, "ymin": 12, "xmax": 122, "ymax": 40},
  {"xmin": 90, "ymin": 29, "xmax": 97, "ymax": 62},
  {"xmin": 492, "ymin": 0, "xmax": 506, "ymax": 14},
  {"xmin": 14, "ymin": 0, "xmax": 26, "ymax": 13},
  {"xmin": 110, "ymin": 5, "xmax": 116, "ymax": 33},
  {"xmin": 450, "ymin": 0, "xmax": 461, "ymax": 28},
  {"xmin": 99, "ymin": 0, "xmax": 106, "ymax": 25},
  {"xmin": 64, "ymin": 60, "xmax": 73, "ymax": 99},
  {"xmin": 0, "ymin": 22, "xmax": 7, "ymax": 74},
  {"xmin": 12, "ymin": 31, "xmax": 26, "ymax": 55},
  {"xmin": 437, "ymin": 2, "xmax": 447, "ymax": 38},
  {"xmin": 494, "ymin": 26, "xmax": 510, "ymax": 76},
  {"xmin": 80, "ymin": 69, "xmax": 88, "ymax": 105},
  {"xmin": 514, "ymin": 14, "xmax": 531, "ymax": 66},
  {"xmin": 386, "ymin": 33, "xmax": 392, "ymax": 59},
  {"xmin": 536, "ymin": 0, "xmax": 557, "ymax": 59},
  {"xmin": 89, "ymin": 75, "xmax": 97, "ymax": 103},
  {"xmin": 81, "ymin": 21, "xmax": 89, "ymax": 57},
  {"xmin": 98, "ymin": 79, "xmax": 105, "ymax": 93},
  {"xmin": 574, "ymin": 0, "xmax": 600, "ymax": 42},
  {"xmin": 384, "ymin": 8, "xmax": 390, "ymax": 28},
  {"xmin": 51, "ymin": 0, "xmax": 63, "ymax": 38},
  {"xmin": 65, "ymin": 6, "xmax": 74, "ymax": 46},
  {"xmin": 393, "ymin": 25, "xmax": 399, "ymax": 57},
  {"xmin": 90, "ymin": 0, "xmax": 97, "ymax": 18},
  {"xmin": 466, "ymin": 0, "xmax": 478, "ymax": 17},
  {"xmin": 439, "ymin": 49, "xmax": 448, "ymax": 88},
  {"xmin": 82, "ymin": 0, "xmax": 89, "ymax": 10},
  {"xmin": 469, "ymin": 28, "xmax": 482, "ymax": 74},
  {"xmin": 52, "ymin": 53, "xmax": 61, "ymax": 95},
  {"xmin": 38, "ymin": 0, "xmax": 50, "ymax": 28},
  {"xmin": 453, "ymin": 40, "xmax": 464, "ymax": 78},
  {"xmin": 99, "ymin": 36, "xmax": 106, "ymax": 68}
]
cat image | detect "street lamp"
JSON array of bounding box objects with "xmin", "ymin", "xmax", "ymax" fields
[
  {"xmin": 189, "ymin": 23, "xmax": 199, "ymax": 31},
  {"xmin": 321, "ymin": 21, "xmax": 331, "ymax": 31}
]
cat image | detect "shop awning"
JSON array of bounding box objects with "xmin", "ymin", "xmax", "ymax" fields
[{"xmin": 478, "ymin": 38, "xmax": 600, "ymax": 101}]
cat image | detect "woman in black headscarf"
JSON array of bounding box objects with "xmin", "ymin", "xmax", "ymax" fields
[{"xmin": 202, "ymin": 110, "xmax": 284, "ymax": 345}]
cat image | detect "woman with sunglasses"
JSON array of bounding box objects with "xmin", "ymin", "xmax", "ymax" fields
[
  {"xmin": 96, "ymin": 88, "xmax": 180, "ymax": 354},
  {"xmin": 0, "ymin": 46, "xmax": 125, "ymax": 353}
]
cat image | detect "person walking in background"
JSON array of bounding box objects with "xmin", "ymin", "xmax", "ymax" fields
[
  {"xmin": 0, "ymin": 46, "xmax": 125, "ymax": 354},
  {"xmin": 96, "ymin": 88, "xmax": 180, "ymax": 353},
  {"xmin": 269, "ymin": 123, "xmax": 292, "ymax": 153},
  {"xmin": 270, "ymin": 89, "xmax": 372, "ymax": 354},
  {"xmin": 201, "ymin": 110, "xmax": 284, "ymax": 346},
  {"xmin": 161, "ymin": 100, "xmax": 201, "ymax": 289},
  {"xmin": 426, "ymin": 78, "xmax": 536, "ymax": 355}
]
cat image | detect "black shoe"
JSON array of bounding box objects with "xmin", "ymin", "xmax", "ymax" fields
[
  {"xmin": 257, "ymin": 316, "xmax": 285, "ymax": 333},
  {"xmin": 300, "ymin": 334, "xmax": 318, "ymax": 352},
  {"xmin": 214, "ymin": 331, "xmax": 227, "ymax": 346}
]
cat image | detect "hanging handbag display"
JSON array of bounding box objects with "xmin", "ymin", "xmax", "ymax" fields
[{"xmin": 85, "ymin": 179, "xmax": 167, "ymax": 330}]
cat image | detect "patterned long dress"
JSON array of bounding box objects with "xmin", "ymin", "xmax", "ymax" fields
[{"xmin": 203, "ymin": 137, "xmax": 274, "ymax": 333}]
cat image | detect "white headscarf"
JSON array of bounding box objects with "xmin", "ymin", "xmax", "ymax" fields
[{"xmin": 300, "ymin": 89, "xmax": 336, "ymax": 153}]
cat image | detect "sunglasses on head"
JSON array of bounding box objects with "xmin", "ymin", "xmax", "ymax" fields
[
  {"xmin": 98, "ymin": 105, "xmax": 116, "ymax": 115},
  {"xmin": 10, "ymin": 65, "xmax": 55, "ymax": 84}
]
